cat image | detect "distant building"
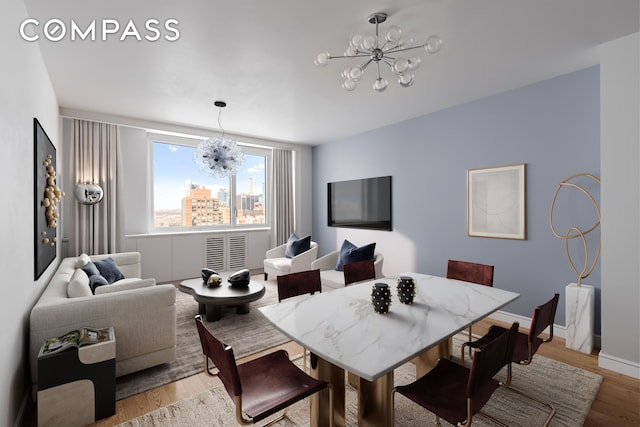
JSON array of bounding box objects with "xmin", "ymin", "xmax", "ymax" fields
[{"xmin": 182, "ymin": 184, "xmax": 224, "ymax": 226}]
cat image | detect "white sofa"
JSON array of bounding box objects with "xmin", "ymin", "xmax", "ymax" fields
[
  {"xmin": 311, "ymin": 251, "xmax": 384, "ymax": 291},
  {"xmin": 29, "ymin": 252, "xmax": 176, "ymax": 396},
  {"xmin": 263, "ymin": 241, "xmax": 319, "ymax": 280}
]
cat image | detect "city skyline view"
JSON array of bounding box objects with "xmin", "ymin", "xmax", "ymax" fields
[{"xmin": 153, "ymin": 141, "xmax": 266, "ymax": 211}]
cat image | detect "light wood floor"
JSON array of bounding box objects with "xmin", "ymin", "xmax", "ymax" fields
[{"xmin": 24, "ymin": 318, "xmax": 639, "ymax": 426}]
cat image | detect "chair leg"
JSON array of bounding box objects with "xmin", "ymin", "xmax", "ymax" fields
[
  {"xmin": 204, "ymin": 355, "xmax": 218, "ymax": 377},
  {"xmin": 475, "ymin": 411, "xmax": 510, "ymax": 427},
  {"xmin": 262, "ymin": 408, "xmax": 289, "ymax": 427},
  {"xmin": 264, "ymin": 273, "xmax": 268, "ymax": 280},
  {"xmin": 502, "ymin": 385, "xmax": 556, "ymax": 427}
]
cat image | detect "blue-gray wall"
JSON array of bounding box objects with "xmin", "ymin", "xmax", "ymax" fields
[{"xmin": 312, "ymin": 66, "xmax": 601, "ymax": 332}]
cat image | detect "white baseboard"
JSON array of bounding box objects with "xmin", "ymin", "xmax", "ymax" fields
[
  {"xmin": 487, "ymin": 310, "xmax": 602, "ymax": 349},
  {"xmin": 598, "ymin": 352, "xmax": 640, "ymax": 379}
]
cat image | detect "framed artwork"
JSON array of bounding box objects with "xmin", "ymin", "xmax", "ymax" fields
[
  {"xmin": 467, "ymin": 163, "xmax": 526, "ymax": 240},
  {"xmin": 34, "ymin": 118, "xmax": 60, "ymax": 279}
]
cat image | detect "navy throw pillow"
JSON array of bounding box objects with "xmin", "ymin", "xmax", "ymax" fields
[
  {"xmin": 285, "ymin": 233, "xmax": 312, "ymax": 259},
  {"xmin": 81, "ymin": 261, "xmax": 110, "ymax": 293},
  {"xmin": 335, "ymin": 240, "xmax": 376, "ymax": 271},
  {"xmin": 81, "ymin": 261, "xmax": 100, "ymax": 278},
  {"xmin": 88, "ymin": 274, "xmax": 109, "ymax": 293},
  {"xmin": 94, "ymin": 257, "xmax": 125, "ymax": 284}
]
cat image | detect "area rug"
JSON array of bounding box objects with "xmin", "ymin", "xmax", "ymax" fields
[
  {"xmin": 117, "ymin": 336, "xmax": 602, "ymax": 426},
  {"xmin": 115, "ymin": 278, "xmax": 289, "ymax": 400}
]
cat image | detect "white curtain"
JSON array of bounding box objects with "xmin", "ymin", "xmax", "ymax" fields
[
  {"xmin": 271, "ymin": 149, "xmax": 294, "ymax": 246},
  {"xmin": 70, "ymin": 119, "xmax": 124, "ymax": 255}
]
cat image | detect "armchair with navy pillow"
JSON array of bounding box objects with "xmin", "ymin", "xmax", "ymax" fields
[
  {"xmin": 263, "ymin": 233, "xmax": 318, "ymax": 280},
  {"xmin": 311, "ymin": 239, "xmax": 384, "ymax": 291}
]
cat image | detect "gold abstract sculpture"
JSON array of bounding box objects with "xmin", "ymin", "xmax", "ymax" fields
[{"xmin": 549, "ymin": 173, "xmax": 601, "ymax": 287}]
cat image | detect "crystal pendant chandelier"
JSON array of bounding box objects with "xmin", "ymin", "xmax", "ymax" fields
[
  {"xmin": 315, "ymin": 12, "xmax": 442, "ymax": 92},
  {"xmin": 194, "ymin": 101, "xmax": 244, "ymax": 178}
]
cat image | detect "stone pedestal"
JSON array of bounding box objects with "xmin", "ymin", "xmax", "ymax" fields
[{"xmin": 565, "ymin": 283, "xmax": 594, "ymax": 353}]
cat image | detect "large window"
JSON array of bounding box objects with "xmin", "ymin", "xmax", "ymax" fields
[{"xmin": 152, "ymin": 139, "xmax": 269, "ymax": 230}]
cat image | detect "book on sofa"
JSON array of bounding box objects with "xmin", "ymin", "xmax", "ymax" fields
[{"xmin": 38, "ymin": 327, "xmax": 112, "ymax": 357}]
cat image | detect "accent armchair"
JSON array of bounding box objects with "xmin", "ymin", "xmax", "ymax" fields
[
  {"xmin": 311, "ymin": 251, "xmax": 383, "ymax": 291},
  {"xmin": 263, "ymin": 241, "xmax": 318, "ymax": 280}
]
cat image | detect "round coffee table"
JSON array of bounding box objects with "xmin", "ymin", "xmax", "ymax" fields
[{"xmin": 179, "ymin": 274, "xmax": 265, "ymax": 321}]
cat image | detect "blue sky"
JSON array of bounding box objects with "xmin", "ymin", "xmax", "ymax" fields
[{"xmin": 153, "ymin": 141, "xmax": 265, "ymax": 210}]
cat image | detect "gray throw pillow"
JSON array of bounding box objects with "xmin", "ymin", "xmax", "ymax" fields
[{"xmin": 94, "ymin": 257, "xmax": 125, "ymax": 284}]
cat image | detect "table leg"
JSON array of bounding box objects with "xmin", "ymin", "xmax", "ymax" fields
[
  {"xmin": 236, "ymin": 303, "xmax": 250, "ymax": 314},
  {"xmin": 412, "ymin": 338, "xmax": 451, "ymax": 378},
  {"xmin": 357, "ymin": 371, "xmax": 394, "ymax": 427},
  {"xmin": 198, "ymin": 302, "xmax": 206, "ymax": 315},
  {"xmin": 205, "ymin": 304, "xmax": 221, "ymax": 322},
  {"xmin": 310, "ymin": 354, "xmax": 345, "ymax": 427}
]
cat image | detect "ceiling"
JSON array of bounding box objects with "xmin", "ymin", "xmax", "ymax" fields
[{"xmin": 21, "ymin": 0, "xmax": 639, "ymax": 145}]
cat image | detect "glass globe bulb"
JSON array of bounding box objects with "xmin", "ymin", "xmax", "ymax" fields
[
  {"xmin": 345, "ymin": 45, "xmax": 358, "ymax": 56},
  {"xmin": 399, "ymin": 35, "xmax": 413, "ymax": 48},
  {"xmin": 315, "ymin": 52, "xmax": 330, "ymax": 66},
  {"xmin": 392, "ymin": 58, "xmax": 409, "ymax": 75},
  {"xmin": 407, "ymin": 56, "xmax": 421, "ymax": 71},
  {"xmin": 349, "ymin": 67, "xmax": 363, "ymax": 81},
  {"xmin": 342, "ymin": 66, "xmax": 351, "ymax": 79},
  {"xmin": 373, "ymin": 77, "xmax": 388, "ymax": 92},
  {"xmin": 385, "ymin": 25, "xmax": 402, "ymax": 43},
  {"xmin": 362, "ymin": 35, "xmax": 376, "ymax": 50},
  {"xmin": 350, "ymin": 34, "xmax": 363, "ymax": 48},
  {"xmin": 342, "ymin": 78, "xmax": 357, "ymax": 91},
  {"xmin": 424, "ymin": 35, "xmax": 443, "ymax": 54},
  {"xmin": 399, "ymin": 73, "xmax": 415, "ymax": 88}
]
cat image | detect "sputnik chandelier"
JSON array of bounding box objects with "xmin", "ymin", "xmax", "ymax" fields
[
  {"xmin": 314, "ymin": 12, "xmax": 442, "ymax": 92},
  {"xmin": 194, "ymin": 101, "xmax": 244, "ymax": 178}
]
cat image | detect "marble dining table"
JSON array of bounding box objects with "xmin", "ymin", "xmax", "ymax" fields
[{"xmin": 259, "ymin": 273, "xmax": 520, "ymax": 427}]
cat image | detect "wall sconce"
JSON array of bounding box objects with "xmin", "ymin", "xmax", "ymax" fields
[{"xmin": 75, "ymin": 182, "xmax": 104, "ymax": 205}]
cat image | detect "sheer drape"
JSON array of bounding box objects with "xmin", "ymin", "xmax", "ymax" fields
[
  {"xmin": 70, "ymin": 119, "xmax": 124, "ymax": 255},
  {"xmin": 271, "ymin": 149, "xmax": 294, "ymax": 246}
]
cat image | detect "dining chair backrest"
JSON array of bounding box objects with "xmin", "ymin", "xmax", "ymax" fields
[
  {"xmin": 516, "ymin": 292, "xmax": 560, "ymax": 365},
  {"xmin": 276, "ymin": 269, "xmax": 322, "ymax": 302},
  {"xmin": 447, "ymin": 259, "xmax": 494, "ymax": 287},
  {"xmin": 468, "ymin": 321, "xmax": 519, "ymax": 399},
  {"xmin": 343, "ymin": 259, "xmax": 376, "ymax": 286},
  {"xmin": 195, "ymin": 315, "xmax": 242, "ymax": 398},
  {"xmin": 530, "ymin": 292, "xmax": 560, "ymax": 342}
]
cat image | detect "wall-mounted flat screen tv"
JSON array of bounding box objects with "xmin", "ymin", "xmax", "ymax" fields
[{"xmin": 328, "ymin": 176, "xmax": 392, "ymax": 231}]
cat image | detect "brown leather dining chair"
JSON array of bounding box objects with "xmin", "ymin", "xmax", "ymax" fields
[
  {"xmin": 343, "ymin": 259, "xmax": 376, "ymax": 286},
  {"xmin": 447, "ymin": 259, "xmax": 495, "ymax": 351},
  {"xmin": 194, "ymin": 314, "xmax": 334, "ymax": 426},
  {"xmin": 461, "ymin": 293, "xmax": 560, "ymax": 426},
  {"xmin": 276, "ymin": 269, "xmax": 322, "ymax": 302},
  {"xmin": 276, "ymin": 269, "xmax": 322, "ymax": 372},
  {"xmin": 393, "ymin": 322, "xmax": 519, "ymax": 427}
]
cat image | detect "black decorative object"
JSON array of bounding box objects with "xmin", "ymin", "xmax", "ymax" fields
[
  {"xmin": 228, "ymin": 268, "xmax": 251, "ymax": 287},
  {"xmin": 397, "ymin": 276, "xmax": 416, "ymax": 304},
  {"xmin": 371, "ymin": 282, "xmax": 391, "ymax": 314},
  {"xmin": 201, "ymin": 268, "xmax": 217, "ymax": 284}
]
